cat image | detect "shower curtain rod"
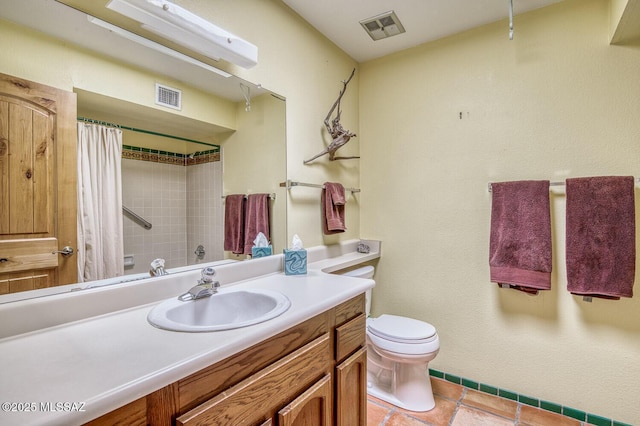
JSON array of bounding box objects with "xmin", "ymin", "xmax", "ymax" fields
[
  {"xmin": 77, "ymin": 116, "xmax": 220, "ymax": 149},
  {"xmin": 487, "ymin": 177, "xmax": 640, "ymax": 192}
]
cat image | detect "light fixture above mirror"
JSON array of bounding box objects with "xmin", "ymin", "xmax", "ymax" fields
[{"xmin": 106, "ymin": 0, "xmax": 258, "ymax": 68}]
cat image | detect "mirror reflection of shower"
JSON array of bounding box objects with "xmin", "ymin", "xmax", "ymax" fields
[{"xmin": 120, "ymin": 129, "xmax": 223, "ymax": 275}]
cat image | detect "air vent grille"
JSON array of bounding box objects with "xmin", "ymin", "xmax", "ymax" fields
[
  {"xmin": 360, "ymin": 11, "xmax": 406, "ymax": 41},
  {"xmin": 155, "ymin": 83, "xmax": 182, "ymax": 110}
]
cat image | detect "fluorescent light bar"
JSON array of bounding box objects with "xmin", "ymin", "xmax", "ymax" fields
[
  {"xmin": 88, "ymin": 17, "xmax": 232, "ymax": 78},
  {"xmin": 106, "ymin": 0, "xmax": 258, "ymax": 68}
]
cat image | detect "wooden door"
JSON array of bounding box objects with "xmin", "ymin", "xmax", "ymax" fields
[{"xmin": 0, "ymin": 73, "xmax": 77, "ymax": 294}]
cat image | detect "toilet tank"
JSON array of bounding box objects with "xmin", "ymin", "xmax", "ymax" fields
[
  {"xmin": 339, "ymin": 265, "xmax": 374, "ymax": 316},
  {"xmin": 341, "ymin": 265, "xmax": 375, "ymax": 279}
]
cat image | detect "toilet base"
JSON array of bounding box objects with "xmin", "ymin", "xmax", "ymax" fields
[{"xmin": 367, "ymin": 360, "xmax": 435, "ymax": 412}]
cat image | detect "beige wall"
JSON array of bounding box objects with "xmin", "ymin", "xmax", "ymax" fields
[
  {"xmin": 5, "ymin": 0, "xmax": 639, "ymax": 422},
  {"xmin": 221, "ymin": 93, "xmax": 287, "ymax": 255},
  {"xmin": 0, "ymin": 20, "xmax": 236, "ymax": 130},
  {"xmin": 201, "ymin": 0, "xmax": 361, "ymax": 248},
  {"xmin": 359, "ymin": 0, "xmax": 640, "ymax": 422},
  {"xmin": 0, "ymin": 0, "xmax": 360, "ymax": 252}
]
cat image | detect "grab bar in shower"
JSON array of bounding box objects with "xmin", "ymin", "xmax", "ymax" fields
[{"xmin": 122, "ymin": 205, "xmax": 152, "ymax": 230}]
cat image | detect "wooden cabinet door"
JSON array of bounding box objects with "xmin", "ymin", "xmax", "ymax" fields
[
  {"xmin": 278, "ymin": 374, "xmax": 332, "ymax": 426},
  {"xmin": 0, "ymin": 73, "xmax": 77, "ymax": 294},
  {"xmin": 335, "ymin": 347, "xmax": 367, "ymax": 426}
]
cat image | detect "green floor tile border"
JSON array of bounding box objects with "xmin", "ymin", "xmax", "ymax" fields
[{"xmin": 428, "ymin": 369, "xmax": 632, "ymax": 426}]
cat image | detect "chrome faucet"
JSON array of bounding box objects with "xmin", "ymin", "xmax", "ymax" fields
[
  {"xmin": 178, "ymin": 267, "xmax": 220, "ymax": 301},
  {"xmin": 150, "ymin": 258, "xmax": 168, "ymax": 276}
]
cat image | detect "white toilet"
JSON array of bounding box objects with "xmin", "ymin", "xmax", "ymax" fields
[{"xmin": 341, "ymin": 265, "xmax": 440, "ymax": 412}]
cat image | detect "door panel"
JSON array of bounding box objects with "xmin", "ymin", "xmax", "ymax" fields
[
  {"xmin": 0, "ymin": 73, "xmax": 77, "ymax": 293},
  {"xmin": 335, "ymin": 347, "xmax": 367, "ymax": 426},
  {"xmin": 278, "ymin": 374, "xmax": 332, "ymax": 426}
]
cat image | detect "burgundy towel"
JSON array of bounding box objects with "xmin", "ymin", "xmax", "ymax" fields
[
  {"xmin": 489, "ymin": 180, "xmax": 552, "ymax": 294},
  {"xmin": 243, "ymin": 193, "xmax": 271, "ymax": 255},
  {"xmin": 322, "ymin": 182, "xmax": 346, "ymax": 235},
  {"xmin": 566, "ymin": 176, "xmax": 635, "ymax": 299},
  {"xmin": 223, "ymin": 194, "xmax": 245, "ymax": 254}
]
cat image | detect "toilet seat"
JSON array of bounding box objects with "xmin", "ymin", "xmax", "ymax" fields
[
  {"xmin": 367, "ymin": 315, "xmax": 439, "ymax": 355},
  {"xmin": 368, "ymin": 314, "xmax": 437, "ymax": 343}
]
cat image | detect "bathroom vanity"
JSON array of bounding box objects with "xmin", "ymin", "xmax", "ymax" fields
[
  {"xmin": 0, "ymin": 240, "xmax": 379, "ymax": 426},
  {"xmin": 88, "ymin": 294, "xmax": 366, "ymax": 426}
]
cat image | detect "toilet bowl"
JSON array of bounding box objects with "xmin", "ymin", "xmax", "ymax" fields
[{"xmin": 340, "ymin": 266, "xmax": 440, "ymax": 412}]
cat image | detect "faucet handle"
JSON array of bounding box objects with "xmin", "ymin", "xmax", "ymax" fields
[{"xmin": 199, "ymin": 266, "xmax": 216, "ymax": 284}]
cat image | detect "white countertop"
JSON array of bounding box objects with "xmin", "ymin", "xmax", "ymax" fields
[{"xmin": 0, "ymin": 240, "xmax": 379, "ymax": 426}]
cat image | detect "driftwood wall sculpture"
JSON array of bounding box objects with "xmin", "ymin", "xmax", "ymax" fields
[{"xmin": 304, "ymin": 68, "xmax": 359, "ymax": 164}]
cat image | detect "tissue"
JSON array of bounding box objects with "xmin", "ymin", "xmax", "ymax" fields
[
  {"xmin": 284, "ymin": 234, "xmax": 307, "ymax": 275},
  {"xmin": 251, "ymin": 232, "xmax": 272, "ymax": 258}
]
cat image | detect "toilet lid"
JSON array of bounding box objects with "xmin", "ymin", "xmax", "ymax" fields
[{"xmin": 367, "ymin": 314, "xmax": 437, "ymax": 344}]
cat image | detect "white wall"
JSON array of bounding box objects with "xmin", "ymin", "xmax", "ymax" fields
[{"xmin": 359, "ymin": 0, "xmax": 640, "ymax": 422}]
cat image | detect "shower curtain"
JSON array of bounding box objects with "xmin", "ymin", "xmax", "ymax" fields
[{"xmin": 76, "ymin": 123, "xmax": 124, "ymax": 282}]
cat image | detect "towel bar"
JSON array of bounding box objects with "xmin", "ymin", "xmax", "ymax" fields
[
  {"xmin": 221, "ymin": 194, "xmax": 276, "ymax": 200},
  {"xmin": 279, "ymin": 179, "xmax": 360, "ymax": 194},
  {"xmin": 488, "ymin": 178, "xmax": 640, "ymax": 192}
]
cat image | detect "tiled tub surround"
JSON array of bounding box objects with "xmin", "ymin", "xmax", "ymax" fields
[
  {"xmin": 121, "ymin": 147, "xmax": 223, "ymax": 274},
  {"xmin": 0, "ymin": 240, "xmax": 380, "ymax": 425}
]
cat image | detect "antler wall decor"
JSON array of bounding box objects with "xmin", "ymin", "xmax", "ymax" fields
[{"xmin": 304, "ymin": 68, "xmax": 359, "ymax": 164}]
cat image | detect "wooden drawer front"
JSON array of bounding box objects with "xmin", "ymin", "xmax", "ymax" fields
[
  {"xmin": 334, "ymin": 294, "xmax": 365, "ymax": 327},
  {"xmin": 278, "ymin": 374, "xmax": 332, "ymax": 426},
  {"xmin": 177, "ymin": 333, "xmax": 331, "ymax": 426},
  {"xmin": 178, "ymin": 311, "xmax": 329, "ymax": 411},
  {"xmin": 335, "ymin": 313, "xmax": 365, "ymax": 363}
]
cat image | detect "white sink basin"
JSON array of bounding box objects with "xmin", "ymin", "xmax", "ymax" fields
[{"xmin": 147, "ymin": 288, "xmax": 291, "ymax": 332}]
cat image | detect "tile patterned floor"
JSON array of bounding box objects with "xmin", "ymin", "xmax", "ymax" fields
[{"xmin": 367, "ymin": 377, "xmax": 583, "ymax": 425}]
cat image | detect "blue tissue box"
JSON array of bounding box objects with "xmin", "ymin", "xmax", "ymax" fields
[
  {"xmin": 284, "ymin": 249, "xmax": 307, "ymax": 275},
  {"xmin": 252, "ymin": 245, "xmax": 272, "ymax": 258}
]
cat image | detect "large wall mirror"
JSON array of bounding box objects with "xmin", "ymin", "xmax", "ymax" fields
[{"xmin": 0, "ymin": 0, "xmax": 286, "ymax": 300}]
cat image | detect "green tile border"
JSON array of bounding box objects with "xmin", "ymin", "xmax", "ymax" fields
[
  {"xmin": 479, "ymin": 383, "xmax": 498, "ymax": 395},
  {"xmin": 122, "ymin": 145, "xmax": 220, "ymax": 166},
  {"xmin": 540, "ymin": 400, "xmax": 562, "ymax": 414},
  {"xmin": 428, "ymin": 369, "xmax": 625, "ymax": 426},
  {"xmin": 563, "ymin": 406, "xmax": 586, "ymax": 421}
]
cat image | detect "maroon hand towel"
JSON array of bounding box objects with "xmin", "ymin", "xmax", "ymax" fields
[
  {"xmin": 223, "ymin": 194, "xmax": 245, "ymax": 254},
  {"xmin": 322, "ymin": 182, "xmax": 346, "ymax": 235},
  {"xmin": 243, "ymin": 193, "xmax": 271, "ymax": 255},
  {"xmin": 489, "ymin": 180, "xmax": 552, "ymax": 294},
  {"xmin": 566, "ymin": 176, "xmax": 635, "ymax": 299}
]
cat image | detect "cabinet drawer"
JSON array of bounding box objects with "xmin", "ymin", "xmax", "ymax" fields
[
  {"xmin": 334, "ymin": 294, "xmax": 365, "ymax": 327},
  {"xmin": 178, "ymin": 312, "xmax": 329, "ymax": 411},
  {"xmin": 177, "ymin": 333, "xmax": 331, "ymax": 426},
  {"xmin": 335, "ymin": 313, "xmax": 365, "ymax": 363}
]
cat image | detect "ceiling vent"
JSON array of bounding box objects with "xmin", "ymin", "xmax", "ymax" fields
[
  {"xmin": 360, "ymin": 11, "xmax": 406, "ymax": 41},
  {"xmin": 155, "ymin": 83, "xmax": 182, "ymax": 110}
]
